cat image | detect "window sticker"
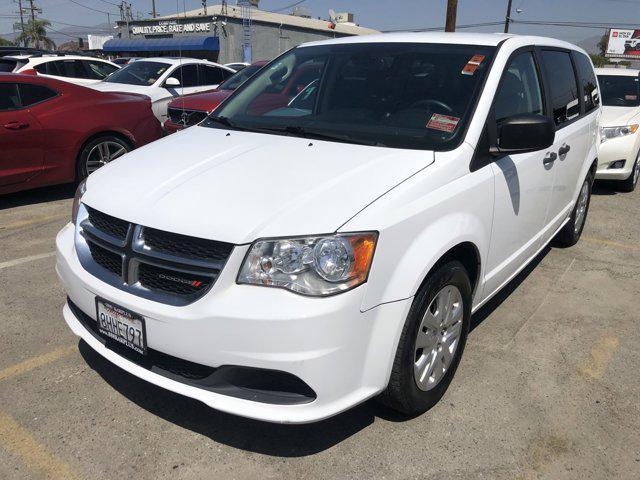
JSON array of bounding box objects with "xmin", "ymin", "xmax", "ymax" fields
[
  {"xmin": 427, "ymin": 113, "xmax": 460, "ymax": 133},
  {"xmin": 626, "ymin": 94, "xmax": 638, "ymax": 100},
  {"xmin": 462, "ymin": 54, "xmax": 485, "ymax": 75}
]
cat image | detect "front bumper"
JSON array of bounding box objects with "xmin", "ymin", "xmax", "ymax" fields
[
  {"xmin": 596, "ymin": 134, "xmax": 638, "ymax": 180},
  {"xmin": 56, "ymin": 223, "xmax": 411, "ymax": 423}
]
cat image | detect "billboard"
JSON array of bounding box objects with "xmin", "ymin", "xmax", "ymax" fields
[
  {"xmin": 87, "ymin": 34, "xmax": 113, "ymax": 51},
  {"xmin": 606, "ymin": 29, "xmax": 640, "ymax": 57}
]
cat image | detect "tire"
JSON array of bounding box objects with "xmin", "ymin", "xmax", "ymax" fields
[
  {"xmin": 619, "ymin": 155, "xmax": 640, "ymax": 193},
  {"xmin": 553, "ymin": 172, "xmax": 592, "ymax": 247},
  {"xmin": 378, "ymin": 260, "xmax": 472, "ymax": 416},
  {"xmin": 76, "ymin": 135, "xmax": 131, "ymax": 180}
]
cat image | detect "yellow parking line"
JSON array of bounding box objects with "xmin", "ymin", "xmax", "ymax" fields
[
  {"xmin": 580, "ymin": 334, "xmax": 619, "ymax": 380},
  {"xmin": 0, "ymin": 345, "xmax": 76, "ymax": 383},
  {"xmin": 582, "ymin": 236, "xmax": 640, "ymax": 252},
  {"xmin": 0, "ymin": 214, "xmax": 69, "ymax": 231},
  {"xmin": 0, "ymin": 410, "xmax": 80, "ymax": 480}
]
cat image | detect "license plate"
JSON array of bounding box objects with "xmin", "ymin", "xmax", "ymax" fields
[{"xmin": 95, "ymin": 298, "xmax": 147, "ymax": 355}]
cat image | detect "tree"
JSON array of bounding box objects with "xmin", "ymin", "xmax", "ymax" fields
[
  {"xmin": 598, "ymin": 33, "xmax": 608, "ymax": 56},
  {"xmin": 0, "ymin": 38, "xmax": 14, "ymax": 47},
  {"xmin": 16, "ymin": 19, "xmax": 56, "ymax": 50}
]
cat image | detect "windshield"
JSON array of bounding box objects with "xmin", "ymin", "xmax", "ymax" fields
[
  {"xmin": 105, "ymin": 61, "xmax": 170, "ymax": 86},
  {"xmin": 206, "ymin": 43, "xmax": 495, "ymax": 150},
  {"xmin": 597, "ymin": 74, "xmax": 640, "ymax": 107},
  {"xmin": 219, "ymin": 64, "xmax": 263, "ymax": 91}
]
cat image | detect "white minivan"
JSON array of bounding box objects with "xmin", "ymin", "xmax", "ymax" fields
[{"xmin": 56, "ymin": 33, "xmax": 600, "ymax": 424}]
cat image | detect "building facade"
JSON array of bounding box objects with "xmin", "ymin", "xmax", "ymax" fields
[{"xmin": 105, "ymin": 4, "xmax": 377, "ymax": 64}]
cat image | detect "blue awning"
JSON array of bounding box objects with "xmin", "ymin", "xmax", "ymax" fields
[{"xmin": 103, "ymin": 36, "xmax": 219, "ymax": 52}]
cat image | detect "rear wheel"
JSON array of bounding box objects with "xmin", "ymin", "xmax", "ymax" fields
[
  {"xmin": 378, "ymin": 260, "xmax": 471, "ymax": 416},
  {"xmin": 619, "ymin": 155, "xmax": 639, "ymax": 192},
  {"xmin": 553, "ymin": 173, "xmax": 592, "ymax": 247},
  {"xmin": 77, "ymin": 135, "xmax": 130, "ymax": 180}
]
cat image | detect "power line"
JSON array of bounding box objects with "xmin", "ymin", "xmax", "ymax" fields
[{"xmin": 65, "ymin": 0, "xmax": 117, "ymax": 15}]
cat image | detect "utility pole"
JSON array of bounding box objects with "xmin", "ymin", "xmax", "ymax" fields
[
  {"xmin": 201, "ymin": 0, "xmax": 207, "ymax": 16},
  {"xmin": 16, "ymin": 0, "xmax": 25, "ymax": 31},
  {"xmin": 151, "ymin": 0, "xmax": 156, "ymax": 18},
  {"xmin": 445, "ymin": 0, "xmax": 457, "ymax": 32},
  {"xmin": 504, "ymin": 0, "xmax": 513, "ymax": 33},
  {"xmin": 28, "ymin": 0, "xmax": 36, "ymax": 21}
]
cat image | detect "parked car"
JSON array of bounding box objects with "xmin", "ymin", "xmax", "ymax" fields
[
  {"xmin": 0, "ymin": 73, "xmax": 161, "ymax": 195},
  {"xmin": 224, "ymin": 62, "xmax": 250, "ymax": 71},
  {"xmin": 90, "ymin": 58, "xmax": 236, "ymax": 122},
  {"xmin": 1, "ymin": 54, "xmax": 120, "ymax": 86},
  {"xmin": 595, "ymin": 68, "xmax": 640, "ymax": 191},
  {"xmin": 164, "ymin": 61, "xmax": 267, "ymax": 134},
  {"xmin": 113, "ymin": 57, "xmax": 141, "ymax": 66},
  {"xmin": 57, "ymin": 33, "xmax": 599, "ymax": 424}
]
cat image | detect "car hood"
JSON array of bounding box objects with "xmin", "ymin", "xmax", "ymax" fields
[
  {"xmin": 89, "ymin": 82, "xmax": 163, "ymax": 101},
  {"xmin": 600, "ymin": 106, "xmax": 640, "ymax": 127},
  {"xmin": 168, "ymin": 89, "xmax": 231, "ymax": 112},
  {"xmin": 83, "ymin": 126, "xmax": 434, "ymax": 244}
]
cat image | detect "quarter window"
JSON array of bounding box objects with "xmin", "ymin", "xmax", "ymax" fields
[
  {"xmin": 494, "ymin": 51, "xmax": 544, "ymax": 122},
  {"xmin": 573, "ymin": 53, "xmax": 599, "ymax": 113},
  {"xmin": 540, "ymin": 50, "xmax": 580, "ymax": 126},
  {"xmin": 19, "ymin": 84, "xmax": 57, "ymax": 106}
]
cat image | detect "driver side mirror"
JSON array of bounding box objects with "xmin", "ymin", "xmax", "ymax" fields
[
  {"xmin": 490, "ymin": 114, "xmax": 555, "ymax": 156},
  {"xmin": 164, "ymin": 77, "xmax": 181, "ymax": 88}
]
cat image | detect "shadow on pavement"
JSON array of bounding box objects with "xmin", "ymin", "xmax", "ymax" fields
[
  {"xmin": 592, "ymin": 181, "xmax": 619, "ymax": 196},
  {"xmin": 1, "ymin": 184, "xmax": 75, "ymax": 211}
]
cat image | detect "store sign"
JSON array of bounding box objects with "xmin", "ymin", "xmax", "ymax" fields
[
  {"xmin": 606, "ymin": 28, "xmax": 640, "ymax": 57},
  {"xmin": 131, "ymin": 20, "xmax": 211, "ymax": 35}
]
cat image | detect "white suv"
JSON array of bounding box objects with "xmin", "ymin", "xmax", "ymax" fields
[
  {"xmin": 56, "ymin": 33, "xmax": 600, "ymax": 423},
  {"xmin": 2, "ymin": 54, "xmax": 120, "ymax": 86}
]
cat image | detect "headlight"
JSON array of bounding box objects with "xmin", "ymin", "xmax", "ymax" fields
[
  {"xmin": 600, "ymin": 124, "xmax": 638, "ymax": 143},
  {"xmin": 237, "ymin": 232, "xmax": 377, "ymax": 296},
  {"xmin": 71, "ymin": 179, "xmax": 87, "ymax": 224}
]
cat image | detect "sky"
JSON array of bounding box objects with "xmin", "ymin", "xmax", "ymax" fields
[{"xmin": 1, "ymin": 0, "xmax": 640, "ymax": 48}]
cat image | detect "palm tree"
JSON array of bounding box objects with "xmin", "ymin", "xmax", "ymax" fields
[{"xmin": 16, "ymin": 19, "xmax": 56, "ymax": 50}]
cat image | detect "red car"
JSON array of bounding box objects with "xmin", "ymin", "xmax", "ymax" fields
[
  {"xmin": 0, "ymin": 73, "xmax": 161, "ymax": 195},
  {"xmin": 164, "ymin": 61, "xmax": 268, "ymax": 134}
]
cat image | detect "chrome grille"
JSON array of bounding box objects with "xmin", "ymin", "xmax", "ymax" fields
[
  {"xmin": 167, "ymin": 107, "xmax": 208, "ymax": 127},
  {"xmin": 76, "ymin": 205, "xmax": 233, "ymax": 306}
]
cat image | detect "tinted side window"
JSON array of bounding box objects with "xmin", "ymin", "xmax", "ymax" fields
[
  {"xmin": 0, "ymin": 83, "xmax": 21, "ymax": 110},
  {"xmin": 173, "ymin": 65, "xmax": 199, "ymax": 87},
  {"xmin": 573, "ymin": 53, "xmax": 600, "ymax": 113},
  {"xmin": 494, "ymin": 51, "xmax": 544, "ymax": 122},
  {"xmin": 540, "ymin": 50, "xmax": 580, "ymax": 126},
  {"xmin": 34, "ymin": 61, "xmax": 61, "ymax": 76},
  {"xmin": 199, "ymin": 65, "xmax": 224, "ymax": 86},
  {"xmin": 19, "ymin": 84, "xmax": 57, "ymax": 106}
]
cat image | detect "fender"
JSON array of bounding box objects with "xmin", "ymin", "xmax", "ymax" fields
[{"xmin": 341, "ymin": 144, "xmax": 494, "ymax": 312}]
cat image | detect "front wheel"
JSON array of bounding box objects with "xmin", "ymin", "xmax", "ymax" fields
[
  {"xmin": 77, "ymin": 135, "xmax": 131, "ymax": 180},
  {"xmin": 378, "ymin": 260, "xmax": 472, "ymax": 416},
  {"xmin": 553, "ymin": 173, "xmax": 592, "ymax": 247},
  {"xmin": 619, "ymin": 156, "xmax": 639, "ymax": 192}
]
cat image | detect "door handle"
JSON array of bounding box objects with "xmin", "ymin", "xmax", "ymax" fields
[
  {"xmin": 543, "ymin": 152, "xmax": 558, "ymax": 165},
  {"xmin": 3, "ymin": 121, "xmax": 29, "ymax": 130},
  {"xmin": 558, "ymin": 144, "xmax": 571, "ymax": 156}
]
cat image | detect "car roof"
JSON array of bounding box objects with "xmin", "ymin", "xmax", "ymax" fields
[
  {"xmin": 136, "ymin": 57, "xmax": 226, "ymax": 67},
  {"xmin": 595, "ymin": 67, "xmax": 640, "ymax": 77},
  {"xmin": 300, "ymin": 32, "xmax": 585, "ymax": 53}
]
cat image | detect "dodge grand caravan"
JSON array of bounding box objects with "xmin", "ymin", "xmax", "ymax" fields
[{"xmin": 56, "ymin": 33, "xmax": 600, "ymax": 423}]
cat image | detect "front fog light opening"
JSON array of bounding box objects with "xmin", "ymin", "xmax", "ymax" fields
[
  {"xmin": 238, "ymin": 232, "xmax": 377, "ymax": 296},
  {"xmin": 608, "ymin": 160, "xmax": 626, "ymax": 169}
]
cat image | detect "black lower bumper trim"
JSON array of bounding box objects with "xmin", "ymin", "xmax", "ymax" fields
[{"xmin": 67, "ymin": 298, "xmax": 316, "ymax": 405}]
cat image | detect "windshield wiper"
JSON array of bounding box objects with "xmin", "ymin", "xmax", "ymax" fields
[{"xmin": 269, "ymin": 125, "xmax": 385, "ymax": 147}]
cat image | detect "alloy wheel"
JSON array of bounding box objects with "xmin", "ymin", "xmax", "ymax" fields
[
  {"xmin": 633, "ymin": 159, "xmax": 640, "ymax": 187},
  {"xmin": 85, "ymin": 141, "xmax": 127, "ymax": 175},
  {"xmin": 574, "ymin": 180, "xmax": 590, "ymax": 234},
  {"xmin": 413, "ymin": 284, "xmax": 464, "ymax": 391}
]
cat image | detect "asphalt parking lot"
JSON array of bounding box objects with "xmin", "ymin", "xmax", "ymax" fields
[{"xmin": 0, "ymin": 181, "xmax": 639, "ymax": 480}]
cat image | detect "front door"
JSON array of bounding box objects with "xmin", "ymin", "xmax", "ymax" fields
[
  {"xmin": 0, "ymin": 82, "xmax": 44, "ymax": 186},
  {"xmin": 483, "ymin": 50, "xmax": 556, "ymax": 298}
]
